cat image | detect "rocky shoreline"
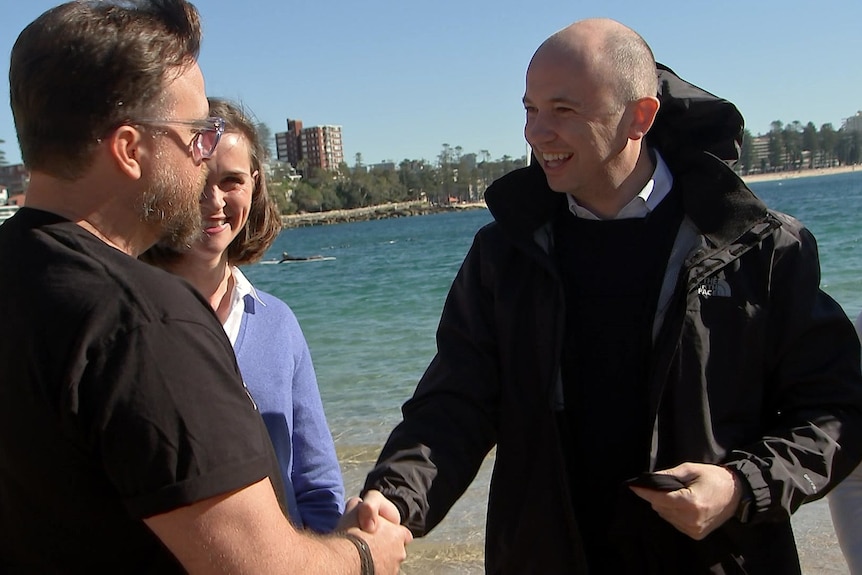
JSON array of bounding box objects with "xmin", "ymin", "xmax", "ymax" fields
[
  {"xmin": 280, "ymin": 165, "xmax": 860, "ymax": 228},
  {"xmin": 281, "ymin": 201, "xmax": 485, "ymax": 228}
]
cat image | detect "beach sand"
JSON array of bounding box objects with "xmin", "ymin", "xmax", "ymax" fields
[
  {"xmin": 741, "ymin": 165, "xmax": 859, "ymax": 185},
  {"xmin": 793, "ymin": 499, "xmax": 850, "ymax": 574}
]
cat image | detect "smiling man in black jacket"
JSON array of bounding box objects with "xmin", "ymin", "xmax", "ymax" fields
[{"xmin": 343, "ymin": 18, "xmax": 862, "ymax": 574}]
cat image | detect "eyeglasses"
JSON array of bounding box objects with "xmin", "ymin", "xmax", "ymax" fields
[{"xmin": 133, "ymin": 116, "xmax": 226, "ymax": 163}]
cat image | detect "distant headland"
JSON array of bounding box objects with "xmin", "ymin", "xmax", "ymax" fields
[{"xmin": 280, "ymin": 165, "xmax": 859, "ymax": 228}]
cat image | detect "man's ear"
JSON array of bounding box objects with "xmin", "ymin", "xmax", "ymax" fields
[
  {"xmin": 628, "ymin": 96, "xmax": 660, "ymax": 141},
  {"xmin": 108, "ymin": 125, "xmax": 144, "ymax": 180}
]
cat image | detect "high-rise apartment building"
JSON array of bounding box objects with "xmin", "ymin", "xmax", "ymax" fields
[
  {"xmin": 275, "ymin": 119, "xmax": 303, "ymax": 167},
  {"xmin": 275, "ymin": 118, "xmax": 344, "ymax": 172}
]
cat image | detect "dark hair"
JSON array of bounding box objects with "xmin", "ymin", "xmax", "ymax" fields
[
  {"xmin": 10, "ymin": 0, "xmax": 202, "ymax": 179},
  {"xmin": 140, "ymin": 98, "xmax": 282, "ymax": 267},
  {"xmin": 208, "ymin": 98, "xmax": 282, "ymax": 265}
]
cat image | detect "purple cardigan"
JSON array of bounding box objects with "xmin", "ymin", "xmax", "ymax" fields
[{"xmin": 233, "ymin": 289, "xmax": 344, "ymax": 532}]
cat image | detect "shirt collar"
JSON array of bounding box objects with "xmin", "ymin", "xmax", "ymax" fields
[
  {"xmin": 566, "ymin": 149, "xmax": 674, "ymax": 220},
  {"xmin": 231, "ymin": 266, "xmax": 265, "ymax": 305},
  {"xmin": 223, "ymin": 266, "xmax": 266, "ymax": 346}
]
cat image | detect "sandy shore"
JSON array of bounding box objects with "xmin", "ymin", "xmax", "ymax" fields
[{"xmin": 741, "ymin": 165, "xmax": 859, "ymax": 185}]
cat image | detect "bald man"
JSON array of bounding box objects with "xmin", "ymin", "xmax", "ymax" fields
[{"xmin": 345, "ymin": 18, "xmax": 862, "ymax": 574}]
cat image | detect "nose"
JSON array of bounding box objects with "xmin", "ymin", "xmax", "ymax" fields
[
  {"xmin": 525, "ymin": 110, "xmax": 555, "ymax": 146},
  {"xmin": 200, "ymin": 184, "xmax": 226, "ymax": 208}
]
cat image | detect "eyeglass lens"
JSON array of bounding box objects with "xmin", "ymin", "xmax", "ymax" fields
[{"xmin": 193, "ymin": 126, "xmax": 222, "ymax": 162}]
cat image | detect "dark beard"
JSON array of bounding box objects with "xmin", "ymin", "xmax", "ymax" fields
[{"xmin": 141, "ymin": 161, "xmax": 205, "ymax": 250}]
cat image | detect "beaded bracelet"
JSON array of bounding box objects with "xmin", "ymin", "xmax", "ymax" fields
[{"xmin": 341, "ymin": 532, "xmax": 375, "ymax": 575}]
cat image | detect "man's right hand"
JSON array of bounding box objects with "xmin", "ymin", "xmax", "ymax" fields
[
  {"xmin": 339, "ymin": 490, "xmax": 410, "ymax": 574},
  {"xmin": 344, "ymin": 517, "xmax": 412, "ymax": 575},
  {"xmin": 144, "ymin": 478, "xmax": 411, "ymax": 574}
]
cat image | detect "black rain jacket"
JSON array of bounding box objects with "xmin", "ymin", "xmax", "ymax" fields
[{"xmin": 365, "ymin": 151, "xmax": 862, "ymax": 574}]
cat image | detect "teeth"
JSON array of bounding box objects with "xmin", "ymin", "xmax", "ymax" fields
[
  {"xmin": 202, "ymin": 219, "xmax": 226, "ymax": 229},
  {"xmin": 542, "ymin": 153, "xmax": 570, "ymax": 161}
]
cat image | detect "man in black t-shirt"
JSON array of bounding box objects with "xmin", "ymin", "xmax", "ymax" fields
[{"xmin": 0, "ymin": 2, "xmax": 410, "ymax": 573}]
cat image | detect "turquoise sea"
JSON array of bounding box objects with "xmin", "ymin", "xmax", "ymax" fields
[{"xmin": 244, "ymin": 170, "xmax": 862, "ymax": 573}]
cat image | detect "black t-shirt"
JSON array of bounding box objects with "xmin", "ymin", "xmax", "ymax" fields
[{"xmin": 0, "ymin": 208, "xmax": 285, "ymax": 572}]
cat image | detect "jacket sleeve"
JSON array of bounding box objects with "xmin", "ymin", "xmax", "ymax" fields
[
  {"xmin": 724, "ymin": 219, "xmax": 862, "ymax": 522},
  {"xmin": 363, "ymin": 231, "xmax": 500, "ymax": 536},
  {"xmin": 288, "ymin": 315, "xmax": 346, "ymax": 533}
]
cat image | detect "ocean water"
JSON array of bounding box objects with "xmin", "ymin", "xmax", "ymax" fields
[
  {"xmin": 752, "ymin": 171, "xmax": 862, "ymax": 317},
  {"xmin": 243, "ymin": 170, "xmax": 862, "ymax": 573}
]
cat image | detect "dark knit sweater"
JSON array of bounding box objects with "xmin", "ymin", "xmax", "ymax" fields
[{"xmin": 553, "ymin": 190, "xmax": 683, "ymax": 572}]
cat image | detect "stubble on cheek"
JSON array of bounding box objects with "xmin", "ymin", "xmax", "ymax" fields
[{"xmin": 141, "ymin": 154, "xmax": 206, "ymax": 250}]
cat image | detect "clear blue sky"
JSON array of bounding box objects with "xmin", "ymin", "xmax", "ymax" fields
[{"xmin": 2, "ymin": 1, "xmax": 861, "ymax": 167}]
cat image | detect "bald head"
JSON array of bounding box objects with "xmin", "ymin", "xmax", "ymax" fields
[
  {"xmin": 533, "ymin": 18, "xmax": 657, "ymax": 107},
  {"xmin": 523, "ymin": 18, "xmax": 661, "ymax": 210}
]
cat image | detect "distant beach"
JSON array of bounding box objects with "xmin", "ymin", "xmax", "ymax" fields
[{"xmin": 741, "ymin": 164, "xmax": 858, "ymax": 184}]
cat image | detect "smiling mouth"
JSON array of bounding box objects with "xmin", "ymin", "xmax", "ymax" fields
[
  {"xmin": 202, "ymin": 218, "xmax": 228, "ymax": 234},
  {"xmin": 541, "ymin": 152, "xmax": 572, "ymax": 168}
]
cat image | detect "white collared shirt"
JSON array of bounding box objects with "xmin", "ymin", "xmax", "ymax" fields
[
  {"xmin": 566, "ymin": 150, "xmax": 674, "ymax": 220},
  {"xmin": 223, "ymin": 266, "xmax": 266, "ymax": 346}
]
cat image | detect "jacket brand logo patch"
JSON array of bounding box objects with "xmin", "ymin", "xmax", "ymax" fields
[{"xmin": 697, "ymin": 277, "xmax": 731, "ymax": 298}]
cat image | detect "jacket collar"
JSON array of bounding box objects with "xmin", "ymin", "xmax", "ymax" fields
[{"xmin": 484, "ymin": 151, "xmax": 770, "ymax": 251}]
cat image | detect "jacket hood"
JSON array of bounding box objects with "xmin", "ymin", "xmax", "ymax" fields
[{"xmin": 648, "ymin": 63, "xmax": 745, "ymax": 168}]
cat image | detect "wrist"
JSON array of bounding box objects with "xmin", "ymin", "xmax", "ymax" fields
[
  {"xmin": 340, "ymin": 532, "xmax": 375, "ymax": 575},
  {"xmin": 726, "ymin": 466, "xmax": 754, "ymax": 523}
]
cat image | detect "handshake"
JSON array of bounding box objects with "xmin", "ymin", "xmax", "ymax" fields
[{"xmin": 337, "ymin": 490, "xmax": 412, "ymax": 575}]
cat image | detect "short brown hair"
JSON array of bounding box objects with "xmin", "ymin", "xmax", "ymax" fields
[
  {"xmin": 140, "ymin": 99, "xmax": 282, "ymax": 267},
  {"xmin": 10, "ymin": 0, "xmax": 202, "ymax": 180}
]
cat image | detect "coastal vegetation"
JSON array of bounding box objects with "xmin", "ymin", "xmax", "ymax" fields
[
  {"xmin": 266, "ymin": 144, "xmax": 526, "ymax": 216},
  {"xmin": 738, "ymin": 121, "xmax": 860, "ymax": 175},
  {"xmin": 263, "ymin": 119, "xmax": 861, "ymax": 216},
  {"xmin": 0, "ymin": 118, "xmax": 858, "ymax": 212}
]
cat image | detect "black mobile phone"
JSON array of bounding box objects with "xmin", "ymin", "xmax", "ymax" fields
[{"xmin": 625, "ymin": 472, "xmax": 686, "ymax": 492}]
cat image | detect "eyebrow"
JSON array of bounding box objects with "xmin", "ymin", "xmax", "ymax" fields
[
  {"xmin": 219, "ymin": 169, "xmax": 253, "ymax": 179},
  {"xmin": 522, "ymin": 95, "xmax": 582, "ymax": 107}
]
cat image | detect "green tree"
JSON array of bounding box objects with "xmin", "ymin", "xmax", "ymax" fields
[
  {"xmin": 782, "ymin": 121, "xmax": 803, "ymax": 169},
  {"xmin": 835, "ymin": 129, "xmax": 853, "ymax": 166},
  {"xmin": 802, "ymin": 122, "xmax": 818, "ymax": 168},
  {"xmin": 437, "ymin": 143, "xmax": 454, "ymax": 204},
  {"xmin": 398, "ymin": 159, "xmax": 434, "ymax": 200},
  {"xmin": 291, "ymin": 180, "xmax": 324, "ymax": 212},
  {"xmin": 819, "ymin": 124, "xmax": 837, "ymax": 168},
  {"xmin": 768, "ymin": 121, "xmax": 784, "ymax": 170},
  {"xmin": 268, "ymin": 180, "xmax": 294, "ymax": 214},
  {"xmin": 850, "ymin": 131, "xmax": 862, "ymax": 165}
]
